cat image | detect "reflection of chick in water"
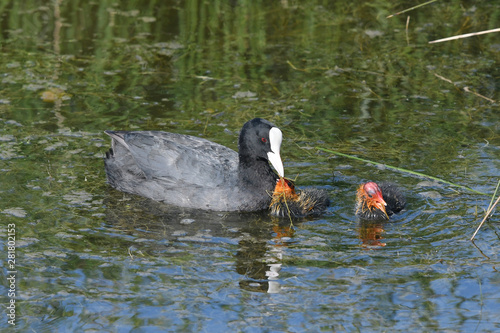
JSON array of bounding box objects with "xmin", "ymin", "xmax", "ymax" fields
[
  {"xmin": 358, "ymin": 222, "xmax": 386, "ymax": 248},
  {"xmin": 272, "ymin": 224, "xmax": 295, "ymax": 245},
  {"xmin": 270, "ymin": 178, "xmax": 330, "ymax": 217}
]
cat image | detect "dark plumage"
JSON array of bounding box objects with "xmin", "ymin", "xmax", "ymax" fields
[
  {"xmin": 355, "ymin": 182, "xmax": 406, "ymax": 220},
  {"xmin": 269, "ymin": 178, "xmax": 330, "ymax": 217},
  {"xmin": 104, "ymin": 118, "xmax": 285, "ymax": 212}
]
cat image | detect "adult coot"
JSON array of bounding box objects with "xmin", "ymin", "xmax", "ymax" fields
[
  {"xmin": 355, "ymin": 182, "xmax": 406, "ymax": 220},
  {"xmin": 104, "ymin": 118, "xmax": 284, "ymax": 211}
]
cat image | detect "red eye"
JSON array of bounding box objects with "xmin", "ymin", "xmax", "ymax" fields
[{"xmin": 261, "ymin": 137, "xmax": 267, "ymax": 143}]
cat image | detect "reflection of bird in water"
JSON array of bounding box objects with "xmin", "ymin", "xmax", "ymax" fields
[
  {"xmin": 237, "ymin": 225, "xmax": 290, "ymax": 294},
  {"xmin": 355, "ymin": 182, "xmax": 406, "ymax": 220},
  {"xmin": 269, "ymin": 178, "xmax": 330, "ymax": 217},
  {"xmin": 358, "ymin": 222, "xmax": 386, "ymax": 248}
]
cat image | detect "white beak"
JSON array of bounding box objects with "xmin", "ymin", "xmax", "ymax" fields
[{"xmin": 267, "ymin": 127, "xmax": 284, "ymax": 177}]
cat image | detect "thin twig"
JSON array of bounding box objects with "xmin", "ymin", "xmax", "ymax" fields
[
  {"xmin": 434, "ymin": 73, "xmax": 496, "ymax": 103},
  {"xmin": 286, "ymin": 60, "xmax": 309, "ymax": 72},
  {"xmin": 471, "ymin": 240, "xmax": 490, "ymax": 260},
  {"xmin": 487, "ymin": 179, "xmax": 500, "ymax": 212},
  {"xmin": 429, "ymin": 28, "xmax": 500, "ymax": 44},
  {"xmin": 463, "ymin": 87, "xmax": 496, "ymax": 103},
  {"xmin": 471, "ymin": 179, "xmax": 500, "ymax": 241},
  {"xmin": 405, "ymin": 16, "xmax": 411, "ymax": 45},
  {"xmin": 471, "ymin": 195, "xmax": 500, "ymax": 241},
  {"xmin": 433, "ymin": 73, "xmax": 454, "ymax": 85},
  {"xmin": 387, "ymin": 0, "xmax": 438, "ymax": 18}
]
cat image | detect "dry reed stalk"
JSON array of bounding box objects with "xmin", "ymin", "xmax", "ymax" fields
[{"xmin": 429, "ymin": 28, "xmax": 500, "ymax": 44}]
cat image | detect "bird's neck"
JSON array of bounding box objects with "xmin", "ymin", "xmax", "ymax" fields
[{"xmin": 238, "ymin": 155, "xmax": 277, "ymax": 187}]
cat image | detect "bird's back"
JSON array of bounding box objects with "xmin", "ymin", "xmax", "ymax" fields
[{"xmin": 104, "ymin": 130, "xmax": 247, "ymax": 210}]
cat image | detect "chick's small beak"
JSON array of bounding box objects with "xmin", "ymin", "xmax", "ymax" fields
[{"xmin": 371, "ymin": 191, "xmax": 388, "ymax": 215}]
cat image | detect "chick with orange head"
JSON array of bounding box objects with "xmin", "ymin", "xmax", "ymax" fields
[
  {"xmin": 356, "ymin": 182, "xmax": 405, "ymax": 220},
  {"xmin": 270, "ymin": 178, "xmax": 329, "ymax": 217}
]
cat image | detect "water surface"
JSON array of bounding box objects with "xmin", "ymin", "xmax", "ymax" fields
[{"xmin": 0, "ymin": 1, "xmax": 499, "ymax": 332}]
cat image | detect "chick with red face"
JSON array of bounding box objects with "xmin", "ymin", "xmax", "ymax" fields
[{"xmin": 356, "ymin": 182, "xmax": 405, "ymax": 220}]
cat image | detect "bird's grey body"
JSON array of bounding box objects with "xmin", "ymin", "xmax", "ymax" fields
[{"xmin": 104, "ymin": 118, "xmax": 284, "ymax": 211}]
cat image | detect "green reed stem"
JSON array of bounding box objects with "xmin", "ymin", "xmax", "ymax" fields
[{"xmin": 317, "ymin": 147, "xmax": 487, "ymax": 196}]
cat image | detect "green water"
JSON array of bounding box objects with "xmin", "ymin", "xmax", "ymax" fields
[{"xmin": 1, "ymin": 1, "xmax": 499, "ymax": 331}]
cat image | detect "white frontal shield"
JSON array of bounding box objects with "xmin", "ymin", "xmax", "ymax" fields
[{"xmin": 267, "ymin": 127, "xmax": 284, "ymax": 177}]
